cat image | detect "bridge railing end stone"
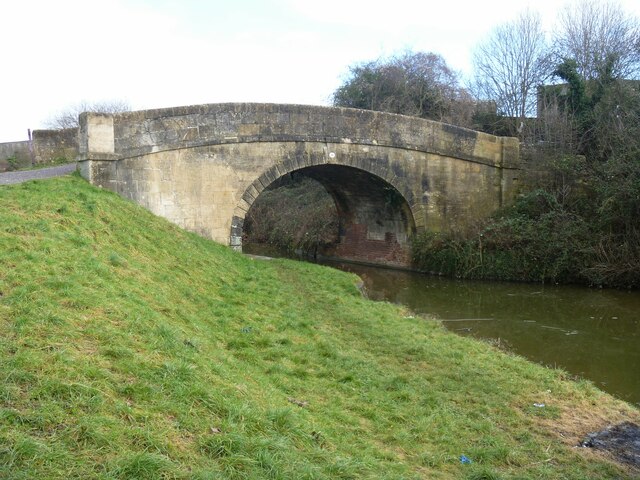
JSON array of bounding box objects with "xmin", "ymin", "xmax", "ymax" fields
[
  {"xmin": 77, "ymin": 113, "xmax": 118, "ymax": 186},
  {"xmin": 79, "ymin": 112, "xmax": 115, "ymax": 157}
]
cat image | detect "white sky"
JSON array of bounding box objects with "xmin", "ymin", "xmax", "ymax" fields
[{"xmin": 1, "ymin": 0, "xmax": 639, "ymax": 142}]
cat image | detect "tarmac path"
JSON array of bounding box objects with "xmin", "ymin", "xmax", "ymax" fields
[{"xmin": 0, "ymin": 163, "xmax": 77, "ymax": 186}]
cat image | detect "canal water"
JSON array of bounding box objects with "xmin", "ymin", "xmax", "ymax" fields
[{"xmin": 245, "ymin": 245, "xmax": 640, "ymax": 406}]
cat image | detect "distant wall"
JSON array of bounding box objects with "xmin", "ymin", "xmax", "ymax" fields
[
  {"xmin": 0, "ymin": 129, "xmax": 78, "ymax": 172},
  {"xmin": 32, "ymin": 128, "xmax": 78, "ymax": 164},
  {"xmin": 0, "ymin": 141, "xmax": 31, "ymax": 171}
]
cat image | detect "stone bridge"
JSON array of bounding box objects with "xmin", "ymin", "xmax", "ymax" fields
[{"xmin": 78, "ymin": 103, "xmax": 520, "ymax": 267}]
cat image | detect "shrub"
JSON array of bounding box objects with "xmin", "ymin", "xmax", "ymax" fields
[{"xmin": 6, "ymin": 155, "xmax": 19, "ymax": 171}]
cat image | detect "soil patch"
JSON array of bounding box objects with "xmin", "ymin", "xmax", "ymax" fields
[{"xmin": 580, "ymin": 422, "xmax": 640, "ymax": 468}]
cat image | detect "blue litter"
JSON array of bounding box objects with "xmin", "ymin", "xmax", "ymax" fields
[{"xmin": 460, "ymin": 454, "xmax": 472, "ymax": 464}]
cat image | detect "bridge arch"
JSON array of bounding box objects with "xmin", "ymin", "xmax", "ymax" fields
[{"xmin": 233, "ymin": 158, "xmax": 418, "ymax": 266}]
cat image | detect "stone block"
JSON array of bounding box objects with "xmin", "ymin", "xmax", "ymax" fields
[{"xmin": 79, "ymin": 113, "xmax": 114, "ymax": 155}]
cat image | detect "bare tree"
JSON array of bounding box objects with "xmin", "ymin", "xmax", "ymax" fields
[
  {"xmin": 554, "ymin": 0, "xmax": 640, "ymax": 80},
  {"xmin": 471, "ymin": 9, "xmax": 550, "ymax": 137},
  {"xmin": 45, "ymin": 100, "xmax": 131, "ymax": 130}
]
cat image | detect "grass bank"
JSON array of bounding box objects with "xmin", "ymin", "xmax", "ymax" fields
[{"xmin": 0, "ymin": 174, "xmax": 638, "ymax": 479}]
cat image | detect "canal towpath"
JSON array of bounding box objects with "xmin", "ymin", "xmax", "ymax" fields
[{"xmin": 0, "ymin": 162, "xmax": 77, "ymax": 186}]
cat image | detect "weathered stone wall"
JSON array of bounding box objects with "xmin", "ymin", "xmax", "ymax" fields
[
  {"xmin": 0, "ymin": 129, "xmax": 78, "ymax": 172},
  {"xmin": 32, "ymin": 128, "xmax": 78, "ymax": 164},
  {"xmin": 103, "ymin": 103, "xmax": 518, "ymax": 169},
  {"xmin": 0, "ymin": 141, "xmax": 31, "ymax": 171},
  {"xmin": 78, "ymin": 103, "xmax": 520, "ymax": 267}
]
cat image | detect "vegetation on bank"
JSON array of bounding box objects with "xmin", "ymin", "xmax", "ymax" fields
[
  {"xmin": 1, "ymin": 175, "xmax": 639, "ymax": 479},
  {"xmin": 412, "ymin": 166, "xmax": 639, "ymax": 289}
]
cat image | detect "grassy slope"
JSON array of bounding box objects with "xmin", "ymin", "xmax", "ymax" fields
[{"xmin": 0, "ymin": 175, "xmax": 638, "ymax": 480}]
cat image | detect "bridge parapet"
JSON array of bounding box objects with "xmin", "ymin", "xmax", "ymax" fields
[{"xmin": 79, "ymin": 103, "xmax": 518, "ymax": 169}]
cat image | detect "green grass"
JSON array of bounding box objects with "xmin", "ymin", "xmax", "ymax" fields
[
  {"xmin": 0, "ymin": 174, "xmax": 638, "ymax": 479},
  {"xmin": 18, "ymin": 157, "xmax": 74, "ymax": 171}
]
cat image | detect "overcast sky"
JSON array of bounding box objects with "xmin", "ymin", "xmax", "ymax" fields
[{"xmin": 1, "ymin": 0, "xmax": 639, "ymax": 142}]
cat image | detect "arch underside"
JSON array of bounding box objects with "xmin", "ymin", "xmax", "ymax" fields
[{"xmin": 238, "ymin": 164, "xmax": 417, "ymax": 267}]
